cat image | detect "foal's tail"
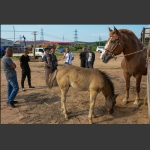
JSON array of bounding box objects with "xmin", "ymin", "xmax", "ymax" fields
[{"xmin": 48, "ymin": 70, "xmax": 58, "ymax": 89}]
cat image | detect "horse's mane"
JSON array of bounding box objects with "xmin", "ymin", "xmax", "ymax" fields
[
  {"xmin": 98, "ymin": 70, "xmax": 115, "ymax": 95},
  {"xmin": 119, "ymin": 29, "xmax": 140, "ymax": 41}
]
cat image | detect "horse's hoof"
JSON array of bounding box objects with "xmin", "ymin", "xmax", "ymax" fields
[
  {"xmin": 132, "ymin": 103, "xmax": 139, "ymax": 108},
  {"xmin": 122, "ymin": 100, "xmax": 127, "ymax": 106},
  {"xmin": 65, "ymin": 115, "xmax": 69, "ymax": 120}
]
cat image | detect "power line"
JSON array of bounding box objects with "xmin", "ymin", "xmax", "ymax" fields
[
  {"xmin": 1, "ymin": 30, "xmax": 37, "ymax": 32},
  {"xmin": 43, "ymin": 32, "xmax": 73, "ymax": 42}
]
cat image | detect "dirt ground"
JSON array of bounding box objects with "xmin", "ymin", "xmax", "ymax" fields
[{"xmin": 1, "ymin": 52, "xmax": 148, "ymax": 124}]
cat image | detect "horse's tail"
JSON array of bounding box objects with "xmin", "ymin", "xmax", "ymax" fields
[{"xmin": 48, "ymin": 69, "xmax": 58, "ymax": 89}]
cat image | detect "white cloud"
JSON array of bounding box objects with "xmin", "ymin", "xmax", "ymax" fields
[{"xmin": 91, "ymin": 32, "xmax": 107, "ymax": 37}]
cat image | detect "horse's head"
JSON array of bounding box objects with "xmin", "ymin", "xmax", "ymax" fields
[
  {"xmin": 105, "ymin": 94, "xmax": 118, "ymax": 114},
  {"xmin": 101, "ymin": 26, "xmax": 124, "ymax": 63}
]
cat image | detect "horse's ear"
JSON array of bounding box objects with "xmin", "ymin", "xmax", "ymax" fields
[
  {"xmin": 108, "ymin": 27, "xmax": 113, "ymax": 32},
  {"xmin": 114, "ymin": 26, "xmax": 120, "ymax": 35}
]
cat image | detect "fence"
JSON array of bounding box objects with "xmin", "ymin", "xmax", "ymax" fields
[
  {"xmin": 147, "ymin": 44, "xmax": 150, "ymax": 123},
  {"xmin": 141, "ymin": 27, "xmax": 150, "ymax": 123}
]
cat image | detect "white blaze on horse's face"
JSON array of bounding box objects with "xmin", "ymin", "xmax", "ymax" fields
[
  {"xmin": 104, "ymin": 37, "xmax": 112, "ymax": 50},
  {"xmin": 100, "ymin": 49, "xmax": 106, "ymax": 60},
  {"xmin": 100, "ymin": 37, "xmax": 112, "ymax": 60}
]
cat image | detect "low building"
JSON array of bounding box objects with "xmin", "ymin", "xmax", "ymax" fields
[{"xmin": 0, "ymin": 38, "xmax": 14, "ymax": 47}]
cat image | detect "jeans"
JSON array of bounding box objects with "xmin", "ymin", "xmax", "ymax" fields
[{"xmin": 7, "ymin": 76, "xmax": 19, "ymax": 104}]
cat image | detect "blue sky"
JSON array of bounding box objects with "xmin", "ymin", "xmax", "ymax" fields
[{"xmin": 1, "ymin": 24, "xmax": 148, "ymax": 42}]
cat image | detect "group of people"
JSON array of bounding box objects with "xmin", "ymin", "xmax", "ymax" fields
[
  {"xmin": 43, "ymin": 47, "xmax": 58, "ymax": 86},
  {"xmin": 79, "ymin": 46, "xmax": 95, "ymax": 68},
  {"xmin": 2, "ymin": 45, "xmax": 95, "ymax": 108},
  {"xmin": 63, "ymin": 46, "xmax": 95, "ymax": 68}
]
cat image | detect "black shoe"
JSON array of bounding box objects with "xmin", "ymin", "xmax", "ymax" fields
[
  {"xmin": 29, "ymin": 85, "xmax": 35, "ymax": 88},
  {"xmin": 12, "ymin": 101, "xmax": 18, "ymax": 104},
  {"xmin": 7, "ymin": 102, "xmax": 16, "ymax": 108}
]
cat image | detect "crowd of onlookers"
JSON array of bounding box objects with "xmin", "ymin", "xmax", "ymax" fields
[{"xmin": 1, "ymin": 46, "xmax": 95, "ymax": 108}]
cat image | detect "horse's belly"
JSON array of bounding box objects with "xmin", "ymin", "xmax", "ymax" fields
[{"xmin": 70, "ymin": 82, "xmax": 88, "ymax": 91}]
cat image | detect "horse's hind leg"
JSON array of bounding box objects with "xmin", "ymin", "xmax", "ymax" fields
[
  {"xmin": 60, "ymin": 87, "xmax": 69, "ymax": 120},
  {"xmin": 88, "ymin": 90, "xmax": 98, "ymax": 124},
  {"xmin": 133, "ymin": 75, "xmax": 142, "ymax": 108},
  {"xmin": 122, "ymin": 73, "xmax": 131, "ymax": 105}
]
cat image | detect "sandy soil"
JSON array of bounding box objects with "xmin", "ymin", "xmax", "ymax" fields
[{"xmin": 1, "ymin": 52, "xmax": 148, "ymax": 124}]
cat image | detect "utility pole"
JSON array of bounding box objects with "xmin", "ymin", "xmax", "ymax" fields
[
  {"xmin": 13, "ymin": 26, "xmax": 15, "ymax": 42},
  {"xmin": 23, "ymin": 35, "xmax": 26, "ymax": 46},
  {"xmin": 74, "ymin": 29, "xmax": 78, "ymax": 42},
  {"xmin": 31, "ymin": 31, "xmax": 38, "ymax": 59},
  {"xmin": 99, "ymin": 35, "xmax": 101, "ymax": 46}
]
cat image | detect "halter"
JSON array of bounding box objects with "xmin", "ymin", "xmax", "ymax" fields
[
  {"xmin": 105, "ymin": 36, "xmax": 147, "ymax": 60},
  {"xmin": 104, "ymin": 36, "xmax": 123, "ymax": 59}
]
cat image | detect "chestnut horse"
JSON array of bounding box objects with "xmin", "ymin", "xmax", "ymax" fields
[
  {"xmin": 100, "ymin": 26, "xmax": 147, "ymax": 108},
  {"xmin": 49, "ymin": 65, "xmax": 118, "ymax": 124}
]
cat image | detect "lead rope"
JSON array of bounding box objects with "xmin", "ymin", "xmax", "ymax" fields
[{"xmin": 113, "ymin": 46, "xmax": 148, "ymax": 60}]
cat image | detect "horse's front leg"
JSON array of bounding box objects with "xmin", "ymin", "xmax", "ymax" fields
[
  {"xmin": 61, "ymin": 88, "xmax": 69, "ymax": 120},
  {"xmin": 122, "ymin": 73, "xmax": 131, "ymax": 105},
  {"xmin": 133, "ymin": 75, "xmax": 142, "ymax": 108},
  {"xmin": 88, "ymin": 90, "xmax": 98, "ymax": 124}
]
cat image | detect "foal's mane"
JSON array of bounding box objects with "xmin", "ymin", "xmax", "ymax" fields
[{"xmin": 98, "ymin": 70, "xmax": 115, "ymax": 95}]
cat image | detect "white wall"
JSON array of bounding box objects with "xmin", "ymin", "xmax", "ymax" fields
[{"xmin": 145, "ymin": 25, "xmax": 150, "ymax": 38}]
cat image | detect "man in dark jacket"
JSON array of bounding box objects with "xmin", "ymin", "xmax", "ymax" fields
[
  {"xmin": 50, "ymin": 48, "xmax": 58, "ymax": 73},
  {"xmin": 20, "ymin": 47, "xmax": 35, "ymax": 91},
  {"xmin": 79, "ymin": 47, "xmax": 86, "ymax": 68},
  {"xmin": 85, "ymin": 46, "xmax": 95, "ymax": 68}
]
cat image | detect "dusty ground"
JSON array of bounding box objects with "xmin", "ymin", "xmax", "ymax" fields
[{"xmin": 1, "ymin": 52, "xmax": 148, "ymax": 124}]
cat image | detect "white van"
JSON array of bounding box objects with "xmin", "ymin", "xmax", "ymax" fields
[{"xmin": 96, "ymin": 46, "xmax": 105, "ymax": 53}]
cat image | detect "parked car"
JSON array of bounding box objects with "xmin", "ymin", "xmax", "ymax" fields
[
  {"xmin": 0, "ymin": 46, "xmax": 5, "ymax": 57},
  {"xmin": 57, "ymin": 48, "xmax": 65, "ymax": 53},
  {"xmin": 96, "ymin": 46, "xmax": 105, "ymax": 53}
]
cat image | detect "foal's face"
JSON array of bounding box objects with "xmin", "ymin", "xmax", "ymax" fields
[{"xmin": 105, "ymin": 94, "xmax": 118, "ymax": 114}]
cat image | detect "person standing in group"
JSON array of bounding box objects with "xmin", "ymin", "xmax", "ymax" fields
[
  {"xmin": 85, "ymin": 46, "xmax": 95, "ymax": 68},
  {"xmin": 2, "ymin": 47, "xmax": 19, "ymax": 108},
  {"xmin": 63, "ymin": 47, "xmax": 74, "ymax": 66},
  {"xmin": 43, "ymin": 47, "xmax": 52, "ymax": 86},
  {"xmin": 20, "ymin": 47, "xmax": 35, "ymax": 92},
  {"xmin": 50, "ymin": 48, "xmax": 58, "ymax": 73},
  {"xmin": 79, "ymin": 47, "xmax": 87, "ymax": 68},
  {"xmin": 49, "ymin": 48, "xmax": 58, "ymax": 86}
]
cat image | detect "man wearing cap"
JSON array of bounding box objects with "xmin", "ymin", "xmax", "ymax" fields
[
  {"xmin": 85, "ymin": 46, "xmax": 95, "ymax": 68},
  {"xmin": 79, "ymin": 47, "xmax": 86, "ymax": 68},
  {"xmin": 20, "ymin": 47, "xmax": 35, "ymax": 91}
]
